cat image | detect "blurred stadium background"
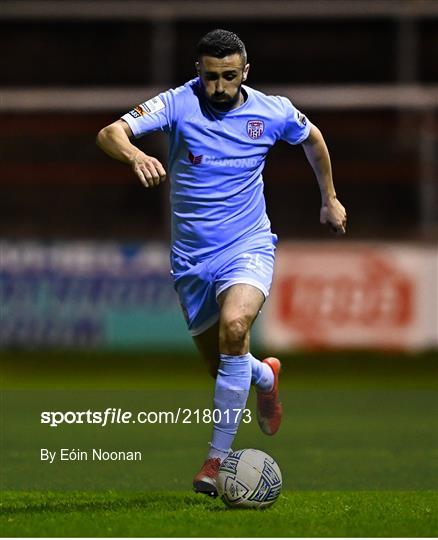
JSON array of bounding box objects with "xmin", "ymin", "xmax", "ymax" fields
[
  {"xmin": 1, "ymin": 2, "xmax": 437, "ymax": 528},
  {"xmin": 1, "ymin": 0, "xmax": 437, "ymax": 353},
  {"xmin": 0, "ymin": 0, "xmax": 438, "ymax": 536}
]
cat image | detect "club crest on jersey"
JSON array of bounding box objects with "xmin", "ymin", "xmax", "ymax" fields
[{"xmin": 247, "ymin": 120, "xmax": 264, "ymax": 140}]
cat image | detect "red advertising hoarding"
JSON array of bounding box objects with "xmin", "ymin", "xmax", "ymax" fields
[{"xmin": 261, "ymin": 243, "xmax": 437, "ymax": 350}]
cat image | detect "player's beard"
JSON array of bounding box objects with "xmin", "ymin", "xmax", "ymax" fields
[{"xmin": 208, "ymin": 85, "xmax": 243, "ymax": 111}]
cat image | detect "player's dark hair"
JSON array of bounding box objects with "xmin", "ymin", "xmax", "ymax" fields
[{"xmin": 196, "ymin": 29, "xmax": 247, "ymax": 63}]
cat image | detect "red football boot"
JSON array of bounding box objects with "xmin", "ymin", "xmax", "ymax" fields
[
  {"xmin": 256, "ymin": 357, "xmax": 283, "ymax": 435},
  {"xmin": 193, "ymin": 457, "xmax": 221, "ymax": 497}
]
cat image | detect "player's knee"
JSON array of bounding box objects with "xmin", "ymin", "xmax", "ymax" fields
[{"xmin": 219, "ymin": 316, "xmax": 250, "ymax": 352}]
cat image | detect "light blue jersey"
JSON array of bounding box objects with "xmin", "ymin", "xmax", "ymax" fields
[{"xmin": 121, "ymin": 77, "xmax": 311, "ymax": 261}]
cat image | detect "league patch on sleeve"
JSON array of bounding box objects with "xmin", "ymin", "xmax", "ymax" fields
[
  {"xmin": 128, "ymin": 105, "xmax": 147, "ymax": 118},
  {"xmin": 141, "ymin": 95, "xmax": 166, "ymax": 114}
]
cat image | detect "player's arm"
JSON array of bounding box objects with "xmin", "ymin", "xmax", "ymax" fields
[
  {"xmin": 96, "ymin": 119, "xmax": 166, "ymax": 188},
  {"xmin": 301, "ymin": 124, "xmax": 347, "ymax": 234}
]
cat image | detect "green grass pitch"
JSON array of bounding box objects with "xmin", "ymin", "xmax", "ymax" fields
[
  {"xmin": 2, "ymin": 491, "xmax": 437, "ymax": 537},
  {"xmin": 1, "ymin": 350, "xmax": 437, "ymax": 537}
]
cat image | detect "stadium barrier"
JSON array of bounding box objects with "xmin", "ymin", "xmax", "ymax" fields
[
  {"xmin": 1, "ymin": 241, "xmax": 436, "ymax": 350},
  {"xmin": 0, "ymin": 241, "xmax": 192, "ymax": 350}
]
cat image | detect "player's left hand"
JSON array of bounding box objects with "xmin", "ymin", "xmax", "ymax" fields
[{"xmin": 320, "ymin": 197, "xmax": 347, "ymax": 235}]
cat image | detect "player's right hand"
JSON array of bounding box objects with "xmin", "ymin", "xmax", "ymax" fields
[{"xmin": 130, "ymin": 151, "xmax": 167, "ymax": 188}]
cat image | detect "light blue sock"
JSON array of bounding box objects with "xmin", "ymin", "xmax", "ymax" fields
[
  {"xmin": 208, "ymin": 353, "xmax": 251, "ymax": 460},
  {"xmin": 249, "ymin": 353, "xmax": 274, "ymax": 392}
]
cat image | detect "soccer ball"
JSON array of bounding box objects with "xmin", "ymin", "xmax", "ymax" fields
[{"xmin": 217, "ymin": 449, "xmax": 282, "ymax": 508}]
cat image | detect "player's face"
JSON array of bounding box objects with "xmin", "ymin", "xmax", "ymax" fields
[{"xmin": 196, "ymin": 54, "xmax": 249, "ymax": 111}]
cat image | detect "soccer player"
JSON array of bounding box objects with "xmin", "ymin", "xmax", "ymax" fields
[{"xmin": 97, "ymin": 29, "xmax": 347, "ymax": 497}]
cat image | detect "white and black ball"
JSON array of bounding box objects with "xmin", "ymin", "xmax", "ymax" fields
[{"xmin": 217, "ymin": 449, "xmax": 282, "ymax": 509}]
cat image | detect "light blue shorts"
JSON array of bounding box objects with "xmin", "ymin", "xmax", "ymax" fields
[{"xmin": 170, "ymin": 234, "xmax": 277, "ymax": 336}]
